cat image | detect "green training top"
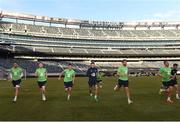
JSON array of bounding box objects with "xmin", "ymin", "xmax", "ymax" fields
[
  {"xmin": 97, "ymin": 72, "xmax": 105, "ymax": 81},
  {"xmin": 159, "ymin": 67, "xmax": 171, "ymax": 82},
  {"xmin": 10, "ymin": 67, "xmax": 23, "ymax": 81},
  {"xmin": 64, "ymin": 69, "xmax": 75, "ymax": 82},
  {"xmin": 35, "ymin": 68, "xmax": 47, "ymax": 82},
  {"xmin": 117, "ymin": 66, "xmax": 128, "ymax": 81}
]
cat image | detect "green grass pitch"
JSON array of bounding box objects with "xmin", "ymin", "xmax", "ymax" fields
[{"xmin": 0, "ymin": 76, "xmax": 180, "ymax": 121}]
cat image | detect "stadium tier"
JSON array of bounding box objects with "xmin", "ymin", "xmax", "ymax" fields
[{"xmin": 1, "ymin": 22, "xmax": 180, "ymax": 40}]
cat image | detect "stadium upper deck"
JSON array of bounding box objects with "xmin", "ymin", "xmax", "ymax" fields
[
  {"xmin": 0, "ymin": 10, "xmax": 180, "ymax": 40},
  {"xmin": 0, "ymin": 11, "xmax": 180, "ymax": 60}
]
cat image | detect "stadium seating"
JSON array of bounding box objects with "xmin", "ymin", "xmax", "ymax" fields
[{"xmin": 1, "ymin": 22, "xmax": 180, "ymax": 40}]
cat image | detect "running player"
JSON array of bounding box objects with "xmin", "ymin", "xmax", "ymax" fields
[
  {"xmin": 58, "ymin": 63, "xmax": 75, "ymax": 101},
  {"xmin": 171, "ymin": 63, "xmax": 180, "ymax": 99},
  {"xmin": 158, "ymin": 60, "xmax": 174, "ymax": 103},
  {"xmin": 97, "ymin": 71, "xmax": 105, "ymax": 88},
  {"xmin": 35, "ymin": 63, "xmax": 47, "ymax": 101},
  {"xmin": 9, "ymin": 63, "xmax": 23, "ymax": 103},
  {"xmin": 114, "ymin": 60, "xmax": 133, "ymax": 104},
  {"xmin": 87, "ymin": 62, "xmax": 99, "ymax": 102}
]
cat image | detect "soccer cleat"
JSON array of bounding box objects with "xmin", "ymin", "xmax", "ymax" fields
[
  {"xmin": 159, "ymin": 89, "xmax": 165, "ymax": 95},
  {"xmin": 90, "ymin": 93, "xmax": 93, "ymax": 97},
  {"xmin": 67, "ymin": 95, "xmax": 70, "ymax": 101},
  {"xmin": 167, "ymin": 99, "xmax": 174, "ymax": 103},
  {"xmin": 94, "ymin": 97, "xmax": 99, "ymax": 102},
  {"xmin": 114, "ymin": 85, "xmax": 119, "ymax": 91},
  {"xmin": 42, "ymin": 95, "xmax": 46, "ymax": 101},
  {"xmin": 12, "ymin": 98, "xmax": 17, "ymax": 103},
  {"xmin": 128, "ymin": 100, "xmax": 133, "ymax": 104},
  {"xmin": 176, "ymin": 94, "xmax": 180, "ymax": 100}
]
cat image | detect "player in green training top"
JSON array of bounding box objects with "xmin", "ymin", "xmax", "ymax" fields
[
  {"xmin": 9, "ymin": 63, "xmax": 23, "ymax": 103},
  {"xmin": 35, "ymin": 63, "xmax": 48, "ymax": 101},
  {"xmin": 58, "ymin": 63, "xmax": 75, "ymax": 101},
  {"xmin": 158, "ymin": 60, "xmax": 174, "ymax": 103},
  {"xmin": 97, "ymin": 71, "xmax": 105, "ymax": 88},
  {"xmin": 114, "ymin": 60, "xmax": 133, "ymax": 104}
]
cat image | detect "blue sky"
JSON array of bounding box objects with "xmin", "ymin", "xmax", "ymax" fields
[{"xmin": 0, "ymin": 0, "xmax": 180, "ymax": 22}]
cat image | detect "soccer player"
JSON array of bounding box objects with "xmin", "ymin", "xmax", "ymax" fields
[
  {"xmin": 9, "ymin": 63, "xmax": 23, "ymax": 102},
  {"xmin": 171, "ymin": 63, "xmax": 180, "ymax": 99},
  {"xmin": 87, "ymin": 62, "xmax": 99, "ymax": 101},
  {"xmin": 97, "ymin": 71, "xmax": 105, "ymax": 88},
  {"xmin": 114, "ymin": 60, "xmax": 133, "ymax": 104},
  {"xmin": 158, "ymin": 60, "xmax": 174, "ymax": 103},
  {"xmin": 35, "ymin": 63, "xmax": 47, "ymax": 101},
  {"xmin": 58, "ymin": 63, "xmax": 75, "ymax": 101}
]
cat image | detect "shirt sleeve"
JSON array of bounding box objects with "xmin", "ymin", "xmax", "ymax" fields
[
  {"xmin": 73, "ymin": 70, "xmax": 75, "ymax": 75},
  {"xmin": 86, "ymin": 68, "xmax": 90, "ymax": 77},
  {"xmin": 118, "ymin": 67, "xmax": 123, "ymax": 73},
  {"xmin": 35, "ymin": 69, "xmax": 38, "ymax": 74},
  {"xmin": 159, "ymin": 68, "xmax": 163, "ymax": 74}
]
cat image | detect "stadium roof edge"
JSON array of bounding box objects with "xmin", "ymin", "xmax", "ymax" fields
[{"xmin": 0, "ymin": 10, "xmax": 180, "ymax": 28}]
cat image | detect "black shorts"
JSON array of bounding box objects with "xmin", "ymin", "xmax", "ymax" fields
[
  {"xmin": 12, "ymin": 79, "xmax": 21, "ymax": 87},
  {"xmin": 37, "ymin": 81, "xmax": 47, "ymax": 88},
  {"xmin": 64, "ymin": 81, "xmax": 73, "ymax": 88},
  {"xmin": 171, "ymin": 80, "xmax": 178, "ymax": 86},
  {"xmin": 162, "ymin": 81, "xmax": 173, "ymax": 89},
  {"xmin": 88, "ymin": 79, "xmax": 97, "ymax": 87},
  {"xmin": 118, "ymin": 79, "xmax": 129, "ymax": 88},
  {"xmin": 97, "ymin": 80, "xmax": 102, "ymax": 83}
]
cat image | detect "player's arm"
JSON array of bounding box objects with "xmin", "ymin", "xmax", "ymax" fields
[
  {"xmin": 72, "ymin": 74, "xmax": 75, "ymax": 85},
  {"xmin": 157, "ymin": 70, "xmax": 163, "ymax": 78},
  {"xmin": 58, "ymin": 71, "xmax": 64, "ymax": 80},
  {"xmin": 8, "ymin": 69, "xmax": 12, "ymax": 81},
  {"xmin": 35, "ymin": 69, "xmax": 38, "ymax": 77},
  {"xmin": 20, "ymin": 68, "xmax": 24, "ymax": 79},
  {"xmin": 117, "ymin": 71, "xmax": 127, "ymax": 77},
  {"xmin": 45, "ymin": 70, "xmax": 48, "ymax": 79},
  {"xmin": 170, "ymin": 70, "xmax": 174, "ymax": 79},
  {"xmin": 86, "ymin": 69, "xmax": 90, "ymax": 77}
]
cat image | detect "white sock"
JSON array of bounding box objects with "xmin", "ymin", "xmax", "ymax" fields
[
  {"xmin": 167, "ymin": 97, "xmax": 171, "ymax": 101},
  {"xmin": 42, "ymin": 94, "xmax": 46, "ymax": 100},
  {"xmin": 67, "ymin": 95, "xmax": 70, "ymax": 100},
  {"xmin": 94, "ymin": 95, "xmax": 97, "ymax": 99},
  {"xmin": 176, "ymin": 93, "xmax": 179, "ymax": 98},
  {"xmin": 14, "ymin": 96, "xmax": 17, "ymax": 101},
  {"xmin": 128, "ymin": 98, "xmax": 131, "ymax": 102}
]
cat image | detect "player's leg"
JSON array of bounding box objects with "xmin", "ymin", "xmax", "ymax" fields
[
  {"xmin": 64, "ymin": 82, "xmax": 69, "ymax": 100},
  {"xmin": 174, "ymin": 84, "xmax": 180, "ymax": 99},
  {"xmin": 67, "ymin": 87, "xmax": 72, "ymax": 100},
  {"xmin": 12, "ymin": 80, "xmax": 21, "ymax": 102},
  {"xmin": 99, "ymin": 82, "xmax": 103, "ymax": 88},
  {"xmin": 67, "ymin": 82, "xmax": 73, "ymax": 100},
  {"xmin": 13, "ymin": 86, "xmax": 19, "ymax": 102},
  {"xmin": 123, "ymin": 81, "xmax": 133, "ymax": 104},
  {"xmin": 88, "ymin": 82, "xmax": 93, "ymax": 96},
  {"xmin": 94, "ymin": 84, "xmax": 99, "ymax": 101},
  {"xmin": 97, "ymin": 80, "xmax": 103, "ymax": 88},
  {"xmin": 114, "ymin": 79, "xmax": 121, "ymax": 91},
  {"xmin": 38, "ymin": 82, "xmax": 46, "ymax": 101},
  {"xmin": 41, "ymin": 85, "xmax": 46, "ymax": 101},
  {"xmin": 166, "ymin": 85, "xmax": 173, "ymax": 103},
  {"xmin": 159, "ymin": 84, "xmax": 166, "ymax": 95},
  {"xmin": 172, "ymin": 80, "xmax": 180, "ymax": 99}
]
